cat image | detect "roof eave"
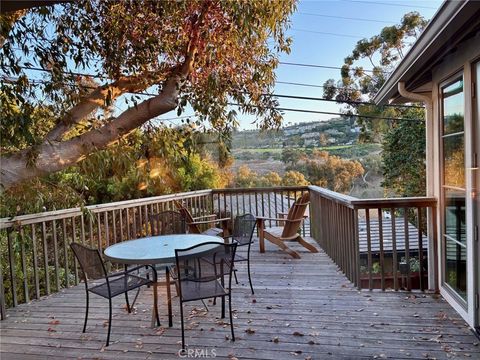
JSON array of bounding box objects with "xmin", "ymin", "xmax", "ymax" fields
[{"xmin": 373, "ymin": 0, "xmax": 470, "ymax": 105}]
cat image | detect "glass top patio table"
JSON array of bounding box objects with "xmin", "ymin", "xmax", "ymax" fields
[{"xmin": 103, "ymin": 234, "xmax": 222, "ymax": 265}]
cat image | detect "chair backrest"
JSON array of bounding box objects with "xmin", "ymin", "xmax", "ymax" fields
[
  {"xmin": 149, "ymin": 210, "xmax": 186, "ymax": 235},
  {"xmin": 174, "ymin": 201, "xmax": 201, "ymax": 234},
  {"xmin": 175, "ymin": 242, "xmax": 237, "ymax": 286},
  {"xmin": 281, "ymin": 192, "xmax": 310, "ymax": 238},
  {"xmin": 232, "ymin": 213, "xmax": 256, "ymax": 246},
  {"xmin": 70, "ymin": 242, "xmax": 107, "ymax": 281}
]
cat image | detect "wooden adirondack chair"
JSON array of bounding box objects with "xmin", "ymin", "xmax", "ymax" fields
[
  {"xmin": 256, "ymin": 192, "xmax": 318, "ymax": 259},
  {"xmin": 174, "ymin": 200, "xmax": 230, "ymax": 239}
]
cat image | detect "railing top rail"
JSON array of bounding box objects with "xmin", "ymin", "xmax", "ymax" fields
[
  {"xmin": 308, "ymin": 186, "xmax": 357, "ymax": 208},
  {"xmin": 0, "ymin": 189, "xmax": 213, "ymax": 229},
  {"xmin": 212, "ymin": 186, "xmax": 309, "ymax": 194},
  {"xmin": 350, "ymin": 197, "xmax": 437, "ymax": 209},
  {"xmin": 0, "ymin": 184, "xmax": 438, "ymax": 229},
  {"xmin": 308, "ymin": 185, "xmax": 437, "ymax": 209}
]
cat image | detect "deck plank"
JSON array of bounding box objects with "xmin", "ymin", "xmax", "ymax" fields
[{"xmin": 1, "ymin": 238, "xmax": 479, "ymax": 359}]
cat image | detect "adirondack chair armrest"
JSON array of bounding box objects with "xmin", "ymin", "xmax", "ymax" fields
[
  {"xmin": 256, "ymin": 216, "xmax": 289, "ymax": 223},
  {"xmin": 187, "ymin": 217, "xmax": 230, "ymax": 226},
  {"xmin": 277, "ymin": 212, "xmax": 308, "ymax": 219},
  {"xmin": 192, "ymin": 214, "xmax": 217, "ymax": 221}
]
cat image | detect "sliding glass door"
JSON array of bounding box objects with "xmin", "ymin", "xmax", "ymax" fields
[{"xmin": 441, "ymin": 77, "xmax": 467, "ymax": 303}]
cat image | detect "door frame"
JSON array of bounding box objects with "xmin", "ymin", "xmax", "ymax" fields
[{"xmin": 437, "ymin": 60, "xmax": 478, "ymax": 329}]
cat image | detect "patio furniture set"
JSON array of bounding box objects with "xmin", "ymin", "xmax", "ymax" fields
[{"xmin": 68, "ymin": 195, "xmax": 315, "ymax": 349}]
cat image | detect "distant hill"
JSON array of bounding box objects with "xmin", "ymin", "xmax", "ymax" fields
[{"xmin": 232, "ymin": 117, "xmax": 360, "ymax": 149}]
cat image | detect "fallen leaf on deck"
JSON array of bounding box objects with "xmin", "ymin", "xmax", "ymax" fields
[
  {"xmin": 48, "ymin": 320, "xmax": 60, "ymax": 325},
  {"xmin": 293, "ymin": 331, "xmax": 304, "ymax": 336},
  {"xmin": 47, "ymin": 327, "xmax": 56, "ymax": 332},
  {"xmin": 245, "ymin": 328, "xmax": 256, "ymax": 334}
]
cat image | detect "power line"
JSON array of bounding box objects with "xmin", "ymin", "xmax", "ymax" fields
[
  {"xmin": 278, "ymin": 61, "xmax": 388, "ymax": 74},
  {"xmin": 297, "ymin": 12, "xmax": 394, "ymax": 24},
  {"xmin": 3, "ymin": 75, "xmax": 423, "ymax": 111},
  {"xmin": 270, "ymin": 93, "xmax": 423, "ymax": 109},
  {"xmin": 277, "ymin": 80, "xmax": 326, "ymax": 89},
  {"xmin": 14, "ymin": 61, "xmax": 385, "ymax": 79},
  {"xmin": 341, "ymin": 0, "xmax": 437, "ymax": 10},
  {"xmin": 228, "ymin": 103, "xmax": 423, "ymax": 122},
  {"xmin": 290, "ymin": 28, "xmax": 365, "ymax": 39}
]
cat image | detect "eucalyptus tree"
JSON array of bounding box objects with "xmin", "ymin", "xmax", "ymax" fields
[
  {"xmin": 323, "ymin": 12, "xmax": 427, "ymax": 141},
  {"xmin": 322, "ymin": 12, "xmax": 428, "ymax": 196},
  {"xmin": 0, "ymin": 0, "xmax": 296, "ymax": 190}
]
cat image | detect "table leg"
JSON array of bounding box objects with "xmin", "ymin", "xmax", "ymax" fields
[
  {"xmin": 151, "ymin": 281, "xmax": 160, "ymax": 327},
  {"xmin": 166, "ymin": 267, "xmax": 173, "ymax": 327}
]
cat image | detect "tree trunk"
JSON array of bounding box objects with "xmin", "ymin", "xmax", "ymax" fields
[{"xmin": 0, "ymin": 76, "xmax": 180, "ymax": 190}]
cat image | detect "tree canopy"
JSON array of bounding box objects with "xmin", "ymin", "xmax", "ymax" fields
[
  {"xmin": 0, "ymin": 0, "xmax": 296, "ymax": 190},
  {"xmin": 322, "ymin": 11, "xmax": 427, "ymax": 196},
  {"xmin": 322, "ymin": 12, "xmax": 427, "ymax": 142}
]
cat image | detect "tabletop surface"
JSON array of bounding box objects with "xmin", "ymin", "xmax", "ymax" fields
[{"xmin": 103, "ymin": 234, "xmax": 222, "ymax": 265}]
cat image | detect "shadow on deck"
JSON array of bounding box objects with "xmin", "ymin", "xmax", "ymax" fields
[{"xmin": 1, "ymin": 238, "xmax": 479, "ymax": 360}]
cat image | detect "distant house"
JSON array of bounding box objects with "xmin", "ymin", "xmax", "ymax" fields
[{"xmin": 374, "ymin": 0, "xmax": 479, "ymax": 330}]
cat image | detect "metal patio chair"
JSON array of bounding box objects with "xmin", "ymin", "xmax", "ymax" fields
[
  {"xmin": 171, "ymin": 241, "xmax": 237, "ymax": 349},
  {"xmin": 70, "ymin": 242, "xmax": 160, "ymax": 347},
  {"xmin": 230, "ymin": 213, "xmax": 256, "ymax": 294}
]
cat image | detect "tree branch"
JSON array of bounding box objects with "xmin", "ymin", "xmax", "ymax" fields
[
  {"xmin": 1, "ymin": 1, "xmax": 211, "ymax": 190},
  {"xmin": 44, "ymin": 73, "xmax": 167, "ymax": 142}
]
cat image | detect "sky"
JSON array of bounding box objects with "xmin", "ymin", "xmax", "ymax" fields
[{"xmin": 163, "ymin": 0, "xmax": 443, "ymax": 130}]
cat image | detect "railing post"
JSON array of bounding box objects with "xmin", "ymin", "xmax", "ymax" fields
[
  {"xmin": 0, "ymin": 249, "xmax": 6, "ymax": 320},
  {"xmin": 354, "ymin": 208, "xmax": 361, "ymax": 290}
]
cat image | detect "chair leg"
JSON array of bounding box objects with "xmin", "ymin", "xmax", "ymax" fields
[
  {"xmin": 221, "ymin": 295, "xmax": 225, "ymax": 319},
  {"xmin": 180, "ymin": 301, "xmax": 185, "ymax": 350},
  {"xmin": 82, "ymin": 291, "xmax": 89, "ymax": 333},
  {"xmin": 200, "ymin": 299, "xmax": 209, "ymax": 312},
  {"xmin": 247, "ymin": 258, "xmax": 254, "ymax": 295},
  {"xmin": 125, "ymin": 291, "xmax": 131, "ymax": 313},
  {"xmin": 233, "ymin": 269, "xmax": 239, "ymax": 284},
  {"xmin": 106, "ymin": 298, "xmax": 113, "ymax": 347},
  {"xmin": 166, "ymin": 268, "xmax": 173, "ymax": 327},
  {"xmin": 153, "ymin": 283, "xmax": 161, "ymax": 327},
  {"xmin": 297, "ymin": 235, "xmax": 319, "ymax": 253},
  {"xmin": 228, "ymin": 293, "xmax": 235, "ymax": 342}
]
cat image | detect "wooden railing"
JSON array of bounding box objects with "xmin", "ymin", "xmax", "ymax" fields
[
  {"xmin": 0, "ymin": 184, "xmax": 437, "ymax": 320},
  {"xmin": 0, "ymin": 186, "xmax": 309, "ymax": 319},
  {"xmin": 309, "ymin": 186, "xmax": 359, "ymax": 285},
  {"xmin": 0, "ymin": 190, "xmax": 213, "ymax": 320},
  {"xmin": 309, "ymin": 186, "xmax": 438, "ymax": 292}
]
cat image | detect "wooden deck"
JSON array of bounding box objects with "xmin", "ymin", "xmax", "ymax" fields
[{"xmin": 1, "ymin": 238, "xmax": 479, "ymax": 360}]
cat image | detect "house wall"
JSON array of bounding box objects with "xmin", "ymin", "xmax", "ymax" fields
[{"xmin": 428, "ymin": 32, "xmax": 480, "ymax": 328}]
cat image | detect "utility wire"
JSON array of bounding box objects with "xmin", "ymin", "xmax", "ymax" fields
[
  {"xmin": 1, "ymin": 75, "xmax": 424, "ymax": 112},
  {"xmin": 297, "ymin": 11, "xmax": 395, "ymax": 24},
  {"xmin": 341, "ymin": 0, "xmax": 437, "ymax": 10},
  {"xmin": 228, "ymin": 103, "xmax": 423, "ymax": 122},
  {"xmin": 278, "ymin": 62, "xmax": 388, "ymax": 74},
  {"xmin": 290, "ymin": 28, "xmax": 365, "ymax": 39},
  {"xmin": 5, "ymin": 76, "xmax": 421, "ymax": 109},
  {"xmin": 270, "ymin": 93, "xmax": 423, "ymax": 109},
  {"xmin": 14, "ymin": 60, "xmax": 385, "ymax": 77},
  {"xmin": 5, "ymin": 74, "xmax": 425, "ymax": 122}
]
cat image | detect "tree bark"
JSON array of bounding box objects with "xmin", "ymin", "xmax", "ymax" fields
[
  {"xmin": 0, "ymin": 74, "xmax": 180, "ymax": 190},
  {"xmin": 44, "ymin": 73, "xmax": 166, "ymax": 142}
]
